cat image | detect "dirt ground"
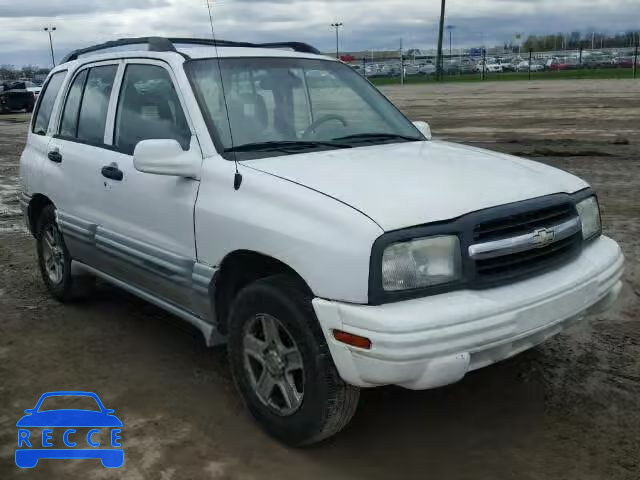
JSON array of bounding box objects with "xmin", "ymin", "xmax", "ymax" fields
[{"xmin": 0, "ymin": 79, "xmax": 638, "ymax": 479}]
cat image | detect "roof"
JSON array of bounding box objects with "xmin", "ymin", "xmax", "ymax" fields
[
  {"xmin": 180, "ymin": 46, "xmax": 332, "ymax": 60},
  {"xmin": 59, "ymin": 37, "xmax": 329, "ymax": 64}
]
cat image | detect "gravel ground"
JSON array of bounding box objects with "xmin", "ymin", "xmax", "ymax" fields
[{"xmin": 0, "ymin": 79, "xmax": 639, "ymax": 479}]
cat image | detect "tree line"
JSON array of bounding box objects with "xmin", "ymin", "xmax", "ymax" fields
[
  {"xmin": 519, "ymin": 31, "xmax": 639, "ymax": 52},
  {"xmin": 0, "ymin": 65, "xmax": 50, "ymax": 81}
]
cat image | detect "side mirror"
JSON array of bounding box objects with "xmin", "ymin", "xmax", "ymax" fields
[
  {"xmin": 413, "ymin": 121, "xmax": 432, "ymax": 140},
  {"xmin": 24, "ymin": 409, "xmax": 34, "ymax": 414},
  {"xmin": 133, "ymin": 138, "xmax": 201, "ymax": 179}
]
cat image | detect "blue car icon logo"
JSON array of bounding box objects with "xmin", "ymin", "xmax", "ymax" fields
[{"xmin": 15, "ymin": 391, "xmax": 123, "ymax": 468}]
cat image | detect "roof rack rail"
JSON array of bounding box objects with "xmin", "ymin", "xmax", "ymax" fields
[{"xmin": 60, "ymin": 37, "xmax": 321, "ymax": 64}]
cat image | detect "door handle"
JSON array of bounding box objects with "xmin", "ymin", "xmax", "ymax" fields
[
  {"xmin": 47, "ymin": 151, "xmax": 62, "ymax": 163},
  {"xmin": 101, "ymin": 164, "xmax": 124, "ymax": 181}
]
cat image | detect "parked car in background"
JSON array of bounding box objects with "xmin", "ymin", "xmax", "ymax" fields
[
  {"xmin": 516, "ymin": 61, "xmax": 545, "ymax": 72},
  {"xmin": 498, "ymin": 61, "xmax": 515, "ymax": 72},
  {"xmin": 0, "ymin": 81, "xmax": 39, "ymax": 113},
  {"xmin": 379, "ymin": 63, "xmax": 396, "ymax": 76},
  {"xmin": 613, "ymin": 57, "xmax": 635, "ymax": 68},
  {"xmin": 419, "ymin": 63, "xmax": 436, "ymax": 75},
  {"xmin": 485, "ymin": 63, "xmax": 503, "ymax": 73},
  {"xmin": 458, "ymin": 62, "xmax": 476, "ymax": 74},
  {"xmin": 404, "ymin": 64, "xmax": 420, "ymax": 76},
  {"xmin": 443, "ymin": 61, "xmax": 460, "ymax": 74},
  {"xmin": 26, "ymin": 81, "xmax": 42, "ymax": 97},
  {"xmin": 547, "ymin": 58, "xmax": 578, "ymax": 71},
  {"xmin": 582, "ymin": 55, "xmax": 616, "ymax": 69},
  {"xmin": 364, "ymin": 65, "xmax": 378, "ymax": 77}
]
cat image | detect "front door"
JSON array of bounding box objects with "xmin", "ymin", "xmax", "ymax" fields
[{"xmin": 95, "ymin": 60, "xmax": 201, "ymax": 312}]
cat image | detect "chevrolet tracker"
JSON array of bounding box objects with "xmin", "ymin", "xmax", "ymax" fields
[{"xmin": 19, "ymin": 37, "xmax": 624, "ymax": 446}]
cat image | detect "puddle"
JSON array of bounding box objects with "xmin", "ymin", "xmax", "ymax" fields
[
  {"xmin": 0, "ymin": 175, "xmax": 24, "ymax": 231},
  {"xmin": 0, "ymin": 178, "xmax": 20, "ymax": 217}
]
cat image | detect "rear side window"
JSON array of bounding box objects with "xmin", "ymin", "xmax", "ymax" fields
[
  {"xmin": 59, "ymin": 69, "xmax": 88, "ymax": 138},
  {"xmin": 58, "ymin": 65, "xmax": 117, "ymax": 145},
  {"xmin": 114, "ymin": 64, "xmax": 190, "ymax": 155},
  {"xmin": 32, "ymin": 71, "xmax": 66, "ymax": 135},
  {"xmin": 77, "ymin": 65, "xmax": 118, "ymax": 145}
]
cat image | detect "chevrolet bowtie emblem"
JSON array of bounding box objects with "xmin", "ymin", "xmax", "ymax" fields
[{"xmin": 532, "ymin": 228, "xmax": 556, "ymax": 248}]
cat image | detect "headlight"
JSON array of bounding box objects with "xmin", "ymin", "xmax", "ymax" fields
[
  {"xmin": 382, "ymin": 235, "xmax": 461, "ymax": 291},
  {"xmin": 576, "ymin": 196, "xmax": 601, "ymax": 240}
]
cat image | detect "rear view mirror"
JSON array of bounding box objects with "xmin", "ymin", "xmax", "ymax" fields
[
  {"xmin": 133, "ymin": 138, "xmax": 202, "ymax": 179},
  {"xmin": 413, "ymin": 121, "xmax": 432, "ymax": 140}
]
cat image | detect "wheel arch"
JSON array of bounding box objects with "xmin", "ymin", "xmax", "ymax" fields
[
  {"xmin": 211, "ymin": 249, "xmax": 313, "ymax": 335},
  {"xmin": 27, "ymin": 193, "xmax": 54, "ymax": 236}
]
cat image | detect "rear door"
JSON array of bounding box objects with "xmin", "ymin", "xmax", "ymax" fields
[
  {"xmin": 46, "ymin": 61, "xmax": 120, "ymax": 264},
  {"xmin": 22, "ymin": 71, "xmax": 67, "ymax": 199}
]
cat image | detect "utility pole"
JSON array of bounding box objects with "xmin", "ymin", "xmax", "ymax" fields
[
  {"xmin": 634, "ymin": 36, "xmax": 638, "ymax": 80},
  {"xmin": 436, "ymin": 0, "xmax": 446, "ymax": 80},
  {"xmin": 44, "ymin": 26, "xmax": 57, "ymax": 67},
  {"xmin": 400, "ymin": 38, "xmax": 404, "ymax": 85},
  {"xmin": 331, "ymin": 22, "xmax": 343, "ymax": 59}
]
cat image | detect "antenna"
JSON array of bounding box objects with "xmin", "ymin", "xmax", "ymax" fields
[
  {"xmin": 205, "ymin": 0, "xmax": 216, "ymax": 40},
  {"xmin": 205, "ymin": 0, "xmax": 242, "ymax": 190}
]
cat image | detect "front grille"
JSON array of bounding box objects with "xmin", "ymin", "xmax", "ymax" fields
[
  {"xmin": 473, "ymin": 202, "xmax": 576, "ymax": 243},
  {"xmin": 474, "ymin": 232, "xmax": 581, "ymax": 283},
  {"xmin": 471, "ymin": 201, "xmax": 582, "ymax": 285}
]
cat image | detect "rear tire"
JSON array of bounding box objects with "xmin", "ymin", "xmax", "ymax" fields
[
  {"xmin": 36, "ymin": 205, "xmax": 94, "ymax": 302},
  {"xmin": 228, "ymin": 274, "xmax": 359, "ymax": 446}
]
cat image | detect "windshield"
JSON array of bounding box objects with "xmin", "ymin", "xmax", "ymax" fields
[{"xmin": 187, "ymin": 57, "xmax": 423, "ymax": 159}]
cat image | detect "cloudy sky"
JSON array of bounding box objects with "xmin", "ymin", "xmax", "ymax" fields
[{"xmin": 0, "ymin": 0, "xmax": 638, "ymax": 66}]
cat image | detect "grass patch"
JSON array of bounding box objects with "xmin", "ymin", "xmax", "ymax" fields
[{"xmin": 370, "ymin": 68, "xmax": 638, "ymax": 86}]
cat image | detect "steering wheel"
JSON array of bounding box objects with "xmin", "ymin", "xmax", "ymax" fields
[{"xmin": 301, "ymin": 114, "xmax": 348, "ymax": 139}]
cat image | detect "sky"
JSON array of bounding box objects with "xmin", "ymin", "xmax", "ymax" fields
[{"xmin": 0, "ymin": 0, "xmax": 639, "ymax": 67}]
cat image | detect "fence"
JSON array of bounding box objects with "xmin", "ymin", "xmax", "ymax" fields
[{"xmin": 347, "ymin": 46, "xmax": 640, "ymax": 82}]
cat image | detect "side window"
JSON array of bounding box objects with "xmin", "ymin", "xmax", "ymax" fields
[
  {"xmin": 59, "ymin": 69, "xmax": 88, "ymax": 138},
  {"xmin": 114, "ymin": 64, "xmax": 191, "ymax": 155},
  {"xmin": 77, "ymin": 65, "xmax": 118, "ymax": 145},
  {"xmin": 32, "ymin": 71, "xmax": 66, "ymax": 135}
]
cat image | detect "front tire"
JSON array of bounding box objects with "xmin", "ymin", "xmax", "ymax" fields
[
  {"xmin": 36, "ymin": 205, "xmax": 93, "ymax": 301},
  {"xmin": 228, "ymin": 274, "xmax": 359, "ymax": 446}
]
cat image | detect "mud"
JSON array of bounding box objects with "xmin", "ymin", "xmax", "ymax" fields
[{"xmin": 0, "ymin": 79, "xmax": 638, "ymax": 479}]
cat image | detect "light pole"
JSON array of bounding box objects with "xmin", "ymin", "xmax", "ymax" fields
[
  {"xmin": 446, "ymin": 25, "xmax": 455, "ymax": 57},
  {"xmin": 44, "ymin": 26, "xmax": 57, "ymax": 67},
  {"xmin": 436, "ymin": 0, "xmax": 446, "ymax": 80},
  {"xmin": 331, "ymin": 22, "xmax": 343, "ymax": 59}
]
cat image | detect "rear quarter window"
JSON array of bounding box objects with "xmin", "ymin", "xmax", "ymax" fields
[{"xmin": 32, "ymin": 71, "xmax": 67, "ymax": 135}]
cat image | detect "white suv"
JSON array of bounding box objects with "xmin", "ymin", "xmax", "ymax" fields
[{"xmin": 19, "ymin": 37, "xmax": 624, "ymax": 446}]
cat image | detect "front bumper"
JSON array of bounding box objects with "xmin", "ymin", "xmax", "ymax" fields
[{"xmin": 313, "ymin": 235, "xmax": 624, "ymax": 390}]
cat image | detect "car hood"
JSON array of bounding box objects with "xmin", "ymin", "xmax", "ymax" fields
[
  {"xmin": 243, "ymin": 140, "xmax": 588, "ymax": 231},
  {"xmin": 16, "ymin": 410, "xmax": 123, "ymax": 427}
]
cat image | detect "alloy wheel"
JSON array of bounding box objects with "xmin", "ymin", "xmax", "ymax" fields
[
  {"xmin": 243, "ymin": 313, "xmax": 304, "ymax": 416},
  {"xmin": 42, "ymin": 223, "xmax": 65, "ymax": 285}
]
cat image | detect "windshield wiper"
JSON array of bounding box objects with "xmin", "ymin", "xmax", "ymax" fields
[
  {"xmin": 332, "ymin": 133, "xmax": 422, "ymax": 143},
  {"xmin": 224, "ymin": 140, "xmax": 352, "ymax": 154}
]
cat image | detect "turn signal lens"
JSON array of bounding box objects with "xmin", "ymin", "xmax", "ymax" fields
[{"xmin": 333, "ymin": 330, "xmax": 372, "ymax": 350}]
